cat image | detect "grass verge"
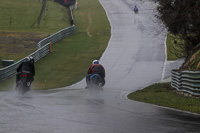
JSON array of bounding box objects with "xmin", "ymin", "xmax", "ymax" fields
[
  {"xmin": 0, "ymin": 0, "xmax": 70, "ymax": 62},
  {"xmin": 0, "ymin": 0, "xmax": 70, "ymax": 33},
  {"xmin": 128, "ymin": 83, "xmax": 200, "ymax": 114},
  {"xmin": 166, "ymin": 33, "xmax": 182, "ymax": 60}
]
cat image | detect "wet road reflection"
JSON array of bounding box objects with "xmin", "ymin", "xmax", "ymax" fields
[{"xmin": 0, "ymin": 88, "xmax": 199, "ymax": 133}]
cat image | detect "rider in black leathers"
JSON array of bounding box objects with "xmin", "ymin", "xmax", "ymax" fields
[{"xmin": 16, "ymin": 56, "xmax": 35, "ymax": 84}]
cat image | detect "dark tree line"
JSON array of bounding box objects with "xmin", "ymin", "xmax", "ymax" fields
[{"xmin": 155, "ymin": 0, "xmax": 200, "ymax": 63}]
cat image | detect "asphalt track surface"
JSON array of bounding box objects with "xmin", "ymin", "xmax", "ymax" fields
[{"xmin": 0, "ymin": 0, "xmax": 200, "ymax": 133}]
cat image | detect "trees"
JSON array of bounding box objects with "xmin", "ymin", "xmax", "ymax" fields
[{"xmin": 156, "ymin": 0, "xmax": 200, "ymax": 68}]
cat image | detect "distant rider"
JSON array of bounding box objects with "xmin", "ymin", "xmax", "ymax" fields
[
  {"xmin": 134, "ymin": 5, "xmax": 138, "ymax": 12},
  {"xmin": 85, "ymin": 60, "xmax": 105, "ymax": 89},
  {"xmin": 16, "ymin": 56, "xmax": 35, "ymax": 85}
]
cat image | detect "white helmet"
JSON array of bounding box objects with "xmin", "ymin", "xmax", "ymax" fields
[
  {"xmin": 92, "ymin": 60, "xmax": 99, "ymax": 64},
  {"xmin": 25, "ymin": 56, "xmax": 34, "ymax": 63}
]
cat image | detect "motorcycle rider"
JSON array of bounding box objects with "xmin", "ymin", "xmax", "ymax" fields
[
  {"xmin": 16, "ymin": 56, "xmax": 35, "ymax": 86},
  {"xmin": 85, "ymin": 60, "xmax": 105, "ymax": 89},
  {"xmin": 134, "ymin": 5, "xmax": 138, "ymax": 12}
]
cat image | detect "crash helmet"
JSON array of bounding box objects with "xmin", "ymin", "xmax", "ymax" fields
[
  {"xmin": 92, "ymin": 60, "xmax": 99, "ymax": 64},
  {"xmin": 25, "ymin": 56, "xmax": 34, "ymax": 63}
]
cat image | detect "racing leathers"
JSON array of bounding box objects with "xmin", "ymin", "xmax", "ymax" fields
[
  {"xmin": 16, "ymin": 61, "xmax": 35, "ymax": 83},
  {"xmin": 86, "ymin": 64, "xmax": 105, "ymax": 87}
]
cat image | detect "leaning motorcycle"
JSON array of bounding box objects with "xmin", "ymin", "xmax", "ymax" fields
[{"xmin": 15, "ymin": 71, "xmax": 32, "ymax": 96}]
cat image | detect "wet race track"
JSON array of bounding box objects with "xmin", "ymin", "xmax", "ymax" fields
[{"xmin": 1, "ymin": 0, "xmax": 200, "ymax": 133}]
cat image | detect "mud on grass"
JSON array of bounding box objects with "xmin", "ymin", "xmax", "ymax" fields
[{"xmin": 0, "ymin": 31, "xmax": 45, "ymax": 65}]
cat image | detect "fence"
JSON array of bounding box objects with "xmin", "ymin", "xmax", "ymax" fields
[
  {"xmin": 0, "ymin": 25, "xmax": 76, "ymax": 81},
  {"xmin": 171, "ymin": 69, "xmax": 200, "ymax": 96}
]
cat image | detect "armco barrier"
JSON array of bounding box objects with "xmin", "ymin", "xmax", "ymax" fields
[
  {"xmin": 171, "ymin": 69, "xmax": 200, "ymax": 96},
  {"xmin": 0, "ymin": 25, "xmax": 75, "ymax": 81},
  {"xmin": 38, "ymin": 25, "xmax": 75, "ymax": 48}
]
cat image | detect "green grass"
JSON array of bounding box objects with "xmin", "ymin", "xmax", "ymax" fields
[
  {"xmin": 166, "ymin": 33, "xmax": 182, "ymax": 60},
  {"xmin": 0, "ymin": 0, "xmax": 70, "ymax": 33},
  {"xmin": 0, "ymin": 32, "xmax": 43, "ymax": 63},
  {"xmin": 0, "ymin": 0, "xmax": 111, "ymax": 90},
  {"xmin": 128, "ymin": 83, "xmax": 200, "ymax": 114},
  {"xmin": 0, "ymin": 0, "xmax": 71, "ymax": 62}
]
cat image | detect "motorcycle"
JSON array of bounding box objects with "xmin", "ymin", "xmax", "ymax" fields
[
  {"xmin": 134, "ymin": 6, "xmax": 138, "ymax": 13},
  {"xmin": 15, "ymin": 71, "xmax": 32, "ymax": 96},
  {"xmin": 88, "ymin": 74, "xmax": 103, "ymax": 95}
]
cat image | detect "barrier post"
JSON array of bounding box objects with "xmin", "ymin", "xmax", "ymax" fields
[{"xmin": 50, "ymin": 42, "xmax": 52, "ymax": 53}]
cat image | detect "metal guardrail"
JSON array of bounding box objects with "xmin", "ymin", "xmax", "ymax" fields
[
  {"xmin": 38, "ymin": 25, "xmax": 75, "ymax": 48},
  {"xmin": 0, "ymin": 25, "xmax": 76, "ymax": 81},
  {"xmin": 171, "ymin": 69, "xmax": 200, "ymax": 96}
]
